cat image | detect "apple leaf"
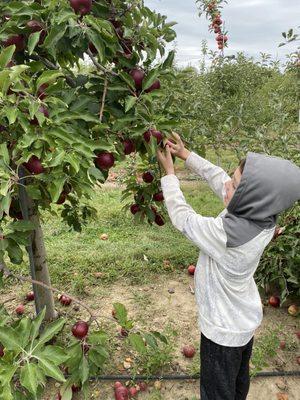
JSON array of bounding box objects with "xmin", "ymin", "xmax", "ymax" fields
[
  {"xmin": 28, "ymin": 32, "xmax": 41, "ymax": 55},
  {"xmin": 143, "ymin": 333, "xmax": 158, "ymax": 349},
  {"xmin": 6, "ymin": 220, "xmax": 35, "ymax": 232},
  {"xmin": 150, "ymin": 331, "xmax": 168, "ymax": 344},
  {"xmin": 15, "ymin": 316, "xmax": 31, "ymax": 348},
  {"xmin": 79, "ymin": 354, "xmax": 89, "ymax": 384},
  {"xmin": 0, "ymin": 45, "xmax": 15, "ymax": 69},
  {"xmin": 39, "ymin": 345, "xmax": 69, "ymax": 365},
  {"xmin": 20, "ymin": 363, "xmax": 39, "ymax": 395},
  {"xmin": 128, "ymin": 333, "xmax": 147, "ymax": 354},
  {"xmin": 0, "ymin": 143, "xmax": 10, "ymax": 165},
  {"xmin": 29, "ymin": 307, "xmax": 46, "ymax": 343},
  {"xmin": 6, "ymin": 240, "xmax": 23, "ymax": 264},
  {"xmin": 142, "ymin": 70, "xmax": 159, "ymax": 91},
  {"xmin": 0, "ymin": 326, "xmax": 23, "ymax": 352},
  {"xmin": 112, "ymin": 302, "xmax": 128, "ymax": 326},
  {"xmin": 88, "ymin": 348, "xmax": 108, "ymax": 368},
  {"xmin": 36, "ymin": 71, "xmax": 64, "ymax": 89},
  {"xmin": 0, "ymin": 363, "xmax": 18, "ymax": 388},
  {"xmin": 33, "ymin": 318, "xmax": 66, "ymax": 351},
  {"xmin": 125, "ymin": 96, "xmax": 137, "ymax": 113},
  {"xmin": 37, "ymin": 355, "xmax": 66, "ymax": 382}
]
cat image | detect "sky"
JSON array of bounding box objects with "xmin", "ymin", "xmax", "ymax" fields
[{"xmin": 144, "ymin": 0, "xmax": 300, "ymax": 68}]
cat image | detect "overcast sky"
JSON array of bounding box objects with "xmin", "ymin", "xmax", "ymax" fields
[{"xmin": 145, "ymin": 0, "xmax": 300, "ymax": 68}]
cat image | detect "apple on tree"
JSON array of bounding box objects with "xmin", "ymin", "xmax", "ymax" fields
[
  {"xmin": 70, "ymin": 0, "xmax": 92, "ymax": 16},
  {"xmin": 72, "ymin": 320, "xmax": 89, "ymax": 339},
  {"xmin": 95, "ymin": 152, "xmax": 115, "ymax": 171}
]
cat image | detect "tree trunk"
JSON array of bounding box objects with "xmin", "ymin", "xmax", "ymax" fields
[{"xmin": 18, "ymin": 169, "xmax": 57, "ymax": 321}]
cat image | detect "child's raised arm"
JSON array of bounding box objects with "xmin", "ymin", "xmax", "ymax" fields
[{"xmin": 167, "ymin": 132, "xmax": 230, "ymax": 201}]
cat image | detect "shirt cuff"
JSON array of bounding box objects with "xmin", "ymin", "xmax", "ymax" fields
[{"xmin": 161, "ymin": 174, "xmax": 180, "ymax": 189}]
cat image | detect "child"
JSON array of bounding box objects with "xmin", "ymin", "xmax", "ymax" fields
[{"xmin": 156, "ymin": 133, "xmax": 300, "ymax": 400}]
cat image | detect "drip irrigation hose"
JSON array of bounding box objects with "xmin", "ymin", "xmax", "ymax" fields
[{"xmin": 87, "ymin": 370, "xmax": 300, "ymax": 381}]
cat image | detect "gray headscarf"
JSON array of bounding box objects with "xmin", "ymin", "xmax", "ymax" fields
[{"xmin": 222, "ymin": 152, "xmax": 300, "ymax": 247}]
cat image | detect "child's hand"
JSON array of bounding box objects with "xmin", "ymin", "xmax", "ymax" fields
[
  {"xmin": 166, "ymin": 132, "xmax": 191, "ymax": 161},
  {"xmin": 157, "ymin": 145, "xmax": 175, "ymax": 175}
]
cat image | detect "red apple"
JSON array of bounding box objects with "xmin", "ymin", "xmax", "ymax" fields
[
  {"xmin": 279, "ymin": 341, "xmax": 286, "ymax": 350},
  {"xmin": 268, "ymin": 296, "xmax": 280, "ymax": 308},
  {"xmin": 153, "ymin": 192, "xmax": 164, "ymax": 202},
  {"xmin": 130, "ymin": 204, "xmax": 140, "ymax": 215},
  {"xmin": 59, "ymin": 294, "xmax": 72, "ymax": 306},
  {"xmin": 154, "ymin": 214, "xmax": 165, "ymax": 226},
  {"xmin": 3, "ymin": 35, "xmax": 25, "ymax": 52},
  {"xmin": 129, "ymin": 387, "xmax": 138, "ymax": 397},
  {"xmin": 26, "ymin": 291, "xmax": 35, "ymax": 301},
  {"xmin": 139, "ymin": 382, "xmax": 147, "ymax": 391},
  {"xmin": 27, "ymin": 20, "xmax": 44, "ymax": 32},
  {"xmin": 213, "ymin": 16, "xmax": 222, "ymax": 25},
  {"xmin": 37, "ymin": 83, "xmax": 48, "ymax": 100},
  {"xmin": 115, "ymin": 385, "xmax": 129, "ymax": 400},
  {"xmin": 187, "ymin": 265, "xmax": 196, "ymax": 275},
  {"xmin": 0, "ymin": 345, "xmax": 4, "ymax": 357},
  {"xmin": 214, "ymin": 26, "xmax": 222, "ymax": 34},
  {"xmin": 145, "ymin": 79, "xmax": 161, "ymax": 93},
  {"xmin": 143, "ymin": 129, "xmax": 163, "ymax": 144},
  {"xmin": 72, "ymin": 321, "xmax": 89, "ymax": 339},
  {"xmin": 182, "ymin": 345, "xmax": 196, "ymax": 358},
  {"xmin": 23, "ymin": 155, "xmax": 44, "ymax": 175},
  {"xmin": 95, "ymin": 152, "xmax": 115, "ymax": 170},
  {"xmin": 122, "ymin": 139, "xmax": 136, "ymax": 155},
  {"xmin": 130, "ymin": 68, "xmax": 145, "ymax": 90},
  {"xmin": 70, "ymin": 0, "xmax": 92, "ymax": 15},
  {"xmin": 114, "ymin": 382, "xmax": 123, "ymax": 389},
  {"xmin": 142, "ymin": 171, "xmax": 154, "ymax": 183},
  {"xmin": 16, "ymin": 304, "xmax": 25, "ymax": 315}
]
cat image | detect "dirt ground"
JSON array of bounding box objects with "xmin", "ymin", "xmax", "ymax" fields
[{"xmin": 2, "ymin": 273, "xmax": 299, "ymax": 400}]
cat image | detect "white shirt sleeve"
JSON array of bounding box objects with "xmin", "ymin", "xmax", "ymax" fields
[
  {"xmin": 161, "ymin": 174, "xmax": 227, "ymax": 261},
  {"xmin": 185, "ymin": 152, "xmax": 231, "ymax": 201}
]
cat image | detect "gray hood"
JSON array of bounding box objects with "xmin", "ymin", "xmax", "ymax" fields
[{"xmin": 222, "ymin": 152, "xmax": 300, "ymax": 247}]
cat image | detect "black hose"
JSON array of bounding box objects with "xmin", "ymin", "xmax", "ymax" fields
[{"xmin": 88, "ymin": 370, "xmax": 300, "ymax": 381}]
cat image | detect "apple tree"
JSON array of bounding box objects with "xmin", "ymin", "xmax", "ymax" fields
[{"xmin": 0, "ymin": 0, "xmax": 177, "ymax": 320}]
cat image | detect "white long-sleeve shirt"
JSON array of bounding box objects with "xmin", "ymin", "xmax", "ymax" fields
[{"xmin": 160, "ymin": 152, "xmax": 274, "ymax": 347}]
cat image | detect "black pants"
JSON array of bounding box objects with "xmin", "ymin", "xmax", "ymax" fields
[{"xmin": 200, "ymin": 333, "xmax": 254, "ymax": 400}]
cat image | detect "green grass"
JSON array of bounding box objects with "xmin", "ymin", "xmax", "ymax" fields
[{"xmin": 7, "ymin": 178, "xmax": 224, "ymax": 294}]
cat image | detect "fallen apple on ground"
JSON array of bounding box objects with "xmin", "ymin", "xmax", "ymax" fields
[
  {"xmin": 128, "ymin": 386, "xmax": 138, "ymax": 397},
  {"xmin": 26, "ymin": 291, "xmax": 35, "ymax": 301},
  {"xmin": 16, "ymin": 304, "xmax": 25, "ymax": 315},
  {"xmin": 115, "ymin": 384, "xmax": 129, "ymax": 400},
  {"xmin": 288, "ymin": 304, "xmax": 299, "ymax": 316},
  {"xmin": 182, "ymin": 345, "xmax": 196, "ymax": 358},
  {"xmin": 59, "ymin": 294, "xmax": 72, "ymax": 306},
  {"xmin": 100, "ymin": 233, "xmax": 109, "ymax": 240},
  {"xmin": 187, "ymin": 265, "xmax": 196, "ymax": 275},
  {"xmin": 268, "ymin": 296, "xmax": 280, "ymax": 308}
]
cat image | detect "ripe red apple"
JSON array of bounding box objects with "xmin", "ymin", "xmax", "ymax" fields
[
  {"xmin": 213, "ymin": 16, "xmax": 222, "ymax": 25},
  {"xmin": 142, "ymin": 171, "xmax": 154, "ymax": 183},
  {"xmin": 115, "ymin": 385, "xmax": 129, "ymax": 400},
  {"xmin": 279, "ymin": 341, "xmax": 286, "ymax": 350},
  {"xmin": 95, "ymin": 152, "xmax": 115, "ymax": 170},
  {"xmin": 288, "ymin": 304, "xmax": 299, "ymax": 316},
  {"xmin": 122, "ymin": 139, "xmax": 136, "ymax": 155},
  {"xmin": 139, "ymin": 382, "xmax": 147, "ymax": 391},
  {"xmin": 154, "ymin": 214, "xmax": 165, "ymax": 226},
  {"xmin": 145, "ymin": 79, "xmax": 161, "ymax": 93},
  {"xmin": 0, "ymin": 345, "xmax": 4, "ymax": 357},
  {"xmin": 114, "ymin": 382, "xmax": 123, "ymax": 389},
  {"xmin": 130, "ymin": 68, "xmax": 145, "ymax": 90},
  {"xmin": 3, "ymin": 35, "xmax": 25, "ymax": 52},
  {"xmin": 70, "ymin": 0, "xmax": 92, "ymax": 15},
  {"xmin": 120, "ymin": 328, "xmax": 129, "ymax": 337},
  {"xmin": 268, "ymin": 296, "xmax": 280, "ymax": 308},
  {"xmin": 182, "ymin": 345, "xmax": 196, "ymax": 358},
  {"xmin": 129, "ymin": 387, "xmax": 138, "ymax": 397},
  {"xmin": 153, "ymin": 192, "xmax": 164, "ymax": 202},
  {"xmin": 26, "ymin": 291, "xmax": 35, "ymax": 301},
  {"xmin": 130, "ymin": 204, "xmax": 140, "ymax": 215},
  {"xmin": 27, "ymin": 20, "xmax": 44, "ymax": 32},
  {"xmin": 143, "ymin": 129, "xmax": 163, "ymax": 144},
  {"xmin": 37, "ymin": 83, "xmax": 48, "ymax": 100},
  {"xmin": 187, "ymin": 265, "xmax": 196, "ymax": 275},
  {"xmin": 214, "ymin": 26, "xmax": 222, "ymax": 34},
  {"xmin": 59, "ymin": 294, "xmax": 72, "ymax": 306},
  {"xmin": 16, "ymin": 304, "xmax": 25, "ymax": 315},
  {"xmin": 71, "ymin": 384, "xmax": 81, "ymax": 393},
  {"xmin": 72, "ymin": 321, "xmax": 89, "ymax": 339},
  {"xmin": 23, "ymin": 155, "xmax": 44, "ymax": 175}
]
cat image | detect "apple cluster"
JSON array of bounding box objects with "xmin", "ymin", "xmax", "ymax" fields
[{"xmin": 204, "ymin": 1, "xmax": 229, "ymax": 51}]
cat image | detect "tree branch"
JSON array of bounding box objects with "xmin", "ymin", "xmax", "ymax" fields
[
  {"xmin": 99, "ymin": 77, "xmax": 108, "ymax": 122},
  {"xmin": 86, "ymin": 49, "xmax": 118, "ymax": 77}
]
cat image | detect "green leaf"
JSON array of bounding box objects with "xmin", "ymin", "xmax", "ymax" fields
[
  {"xmin": 39, "ymin": 345, "xmax": 69, "ymax": 365},
  {"xmin": 0, "ymin": 143, "xmax": 9, "ymax": 165},
  {"xmin": 150, "ymin": 331, "xmax": 168, "ymax": 344},
  {"xmin": 112, "ymin": 303, "xmax": 128, "ymax": 326},
  {"xmin": 0, "ymin": 326, "xmax": 23, "ymax": 352},
  {"xmin": 163, "ymin": 50, "xmax": 175, "ymax": 69},
  {"xmin": 15, "ymin": 317, "xmax": 31, "ymax": 347},
  {"xmin": 79, "ymin": 355, "xmax": 89, "ymax": 384},
  {"xmin": 28, "ymin": 32, "xmax": 41, "ymax": 55},
  {"xmin": 33, "ymin": 318, "xmax": 66, "ymax": 350},
  {"xmin": 7, "ymin": 220, "xmax": 35, "ymax": 232},
  {"xmin": 142, "ymin": 70, "xmax": 159, "ymax": 91},
  {"xmin": 128, "ymin": 333, "xmax": 147, "ymax": 354},
  {"xmin": 6, "ymin": 240, "xmax": 23, "ymax": 264},
  {"xmin": 86, "ymin": 29, "xmax": 105, "ymax": 62},
  {"xmin": 4, "ymin": 107, "xmax": 18, "ymax": 125},
  {"xmin": 143, "ymin": 333, "xmax": 158, "ymax": 349},
  {"xmin": 88, "ymin": 348, "xmax": 108, "ymax": 368},
  {"xmin": 36, "ymin": 70, "xmax": 64, "ymax": 89},
  {"xmin": 125, "ymin": 96, "xmax": 137, "ymax": 113},
  {"xmin": 20, "ymin": 363, "xmax": 38, "ymax": 395},
  {"xmin": 48, "ymin": 176, "xmax": 66, "ymax": 203},
  {"xmin": 0, "ymin": 45, "xmax": 15, "ymax": 69},
  {"xmin": 30, "ymin": 307, "xmax": 46, "ymax": 343},
  {"xmin": 37, "ymin": 356, "xmax": 66, "ymax": 382},
  {"xmin": 0, "ymin": 363, "xmax": 18, "ymax": 387}
]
